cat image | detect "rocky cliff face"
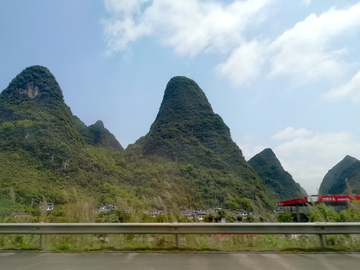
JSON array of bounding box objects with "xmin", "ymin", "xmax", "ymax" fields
[{"xmin": 2, "ymin": 65, "xmax": 64, "ymax": 100}]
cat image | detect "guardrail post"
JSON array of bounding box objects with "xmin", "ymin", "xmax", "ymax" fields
[
  {"xmin": 175, "ymin": 234, "xmax": 180, "ymax": 248},
  {"xmin": 296, "ymin": 206, "xmax": 300, "ymax": 223},
  {"xmin": 40, "ymin": 234, "xmax": 45, "ymax": 249},
  {"xmin": 39, "ymin": 222, "xmax": 45, "ymax": 249},
  {"xmin": 318, "ymin": 234, "xmax": 326, "ymax": 250}
]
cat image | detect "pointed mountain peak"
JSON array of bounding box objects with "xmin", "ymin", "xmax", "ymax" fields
[
  {"xmin": 153, "ymin": 76, "xmax": 213, "ymax": 123},
  {"xmin": 138, "ymin": 76, "xmax": 272, "ymax": 207},
  {"xmin": 249, "ymin": 148, "xmax": 282, "ymax": 169},
  {"xmin": 259, "ymin": 148, "xmax": 276, "ymax": 157},
  {"xmin": 0, "ymin": 66, "xmax": 86, "ymax": 168},
  {"xmin": 248, "ymin": 148, "xmax": 305, "ymax": 201},
  {"xmin": 92, "ymin": 120, "xmax": 105, "ymax": 129},
  {"xmin": 142, "ymin": 76, "xmax": 245, "ymax": 165},
  {"xmin": 319, "ymin": 155, "xmax": 359, "ymax": 194},
  {"xmin": 343, "ymin": 155, "xmax": 357, "ymax": 162},
  {"xmin": 88, "ymin": 120, "xmax": 123, "ymax": 151},
  {"xmin": 2, "ymin": 65, "xmax": 63, "ymax": 100},
  {"xmin": 141, "ymin": 76, "xmax": 247, "ymax": 170}
]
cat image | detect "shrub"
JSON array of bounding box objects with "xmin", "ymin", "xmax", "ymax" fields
[
  {"xmin": 245, "ymin": 216, "xmax": 254, "ymax": 222},
  {"xmin": 276, "ymin": 212, "xmax": 292, "ymax": 222}
]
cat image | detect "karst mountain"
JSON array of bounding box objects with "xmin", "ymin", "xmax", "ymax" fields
[
  {"xmin": 0, "ymin": 65, "xmax": 123, "ymax": 167},
  {"xmin": 248, "ymin": 148, "xmax": 307, "ymax": 202},
  {"xmin": 136, "ymin": 76, "xmax": 271, "ymax": 206},
  {"xmin": 319, "ymin": 155, "xmax": 360, "ymax": 195},
  {"xmin": 0, "ymin": 66, "xmax": 272, "ymax": 211}
]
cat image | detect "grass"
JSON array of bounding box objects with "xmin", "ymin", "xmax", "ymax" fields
[
  {"xmin": 1, "ymin": 233, "xmax": 360, "ymax": 253},
  {"xmin": 2, "ymin": 197, "xmax": 360, "ymax": 253}
]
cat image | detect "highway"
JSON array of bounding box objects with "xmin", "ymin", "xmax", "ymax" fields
[{"xmin": 1, "ymin": 252, "xmax": 360, "ymax": 270}]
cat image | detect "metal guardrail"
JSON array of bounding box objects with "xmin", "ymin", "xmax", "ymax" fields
[{"xmin": 1, "ymin": 222, "xmax": 360, "ymax": 249}]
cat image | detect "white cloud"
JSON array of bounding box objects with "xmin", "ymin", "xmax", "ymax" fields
[
  {"xmin": 103, "ymin": 0, "xmax": 273, "ymax": 56},
  {"xmin": 216, "ymin": 2, "xmax": 360, "ymax": 86},
  {"xmin": 244, "ymin": 127, "xmax": 360, "ymax": 194},
  {"xmin": 103, "ymin": 1, "xmax": 360, "ymax": 87},
  {"xmin": 104, "ymin": 0, "xmax": 148, "ymax": 14},
  {"xmin": 272, "ymin": 127, "xmax": 360, "ymax": 194},
  {"xmin": 279, "ymin": 160, "xmax": 325, "ymax": 195},
  {"xmin": 103, "ymin": 0, "xmax": 152, "ymax": 52},
  {"xmin": 215, "ymin": 41, "xmax": 266, "ymax": 85},
  {"xmin": 268, "ymin": 3, "xmax": 360, "ymax": 83},
  {"xmin": 240, "ymin": 143, "xmax": 267, "ymax": 160},
  {"xmin": 274, "ymin": 131, "xmax": 359, "ymax": 157},
  {"xmin": 323, "ymin": 70, "xmax": 360, "ymax": 103},
  {"xmin": 272, "ymin": 127, "xmax": 313, "ymax": 140}
]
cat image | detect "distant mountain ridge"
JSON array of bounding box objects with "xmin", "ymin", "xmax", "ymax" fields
[{"xmin": 248, "ymin": 148, "xmax": 306, "ymax": 202}]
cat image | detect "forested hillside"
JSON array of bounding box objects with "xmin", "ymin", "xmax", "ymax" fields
[
  {"xmin": 138, "ymin": 76, "xmax": 271, "ymax": 207},
  {"xmin": 0, "ymin": 66, "xmax": 272, "ymax": 217},
  {"xmin": 248, "ymin": 148, "xmax": 306, "ymax": 202},
  {"xmin": 319, "ymin": 155, "xmax": 358, "ymax": 194},
  {"xmin": 318, "ymin": 156, "xmax": 360, "ymax": 195}
]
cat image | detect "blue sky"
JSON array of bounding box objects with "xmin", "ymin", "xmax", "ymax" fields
[{"xmin": 1, "ymin": 0, "xmax": 360, "ymax": 195}]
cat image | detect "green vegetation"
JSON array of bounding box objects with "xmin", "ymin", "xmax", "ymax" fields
[
  {"xmin": 141, "ymin": 76, "xmax": 248, "ymax": 172},
  {"xmin": 276, "ymin": 212, "xmax": 292, "ymax": 222},
  {"xmin": 274, "ymin": 203, "xmax": 360, "ymax": 223},
  {"xmin": 3, "ymin": 66, "xmax": 360, "ymax": 252},
  {"xmin": 5, "ymin": 232, "xmax": 360, "ymax": 252},
  {"xmin": 307, "ymin": 202, "xmax": 360, "ymax": 222},
  {"xmin": 0, "ymin": 67, "xmax": 272, "ymax": 213},
  {"xmin": 327, "ymin": 160, "xmax": 360, "ymax": 194},
  {"xmin": 319, "ymin": 155, "xmax": 358, "ymax": 194},
  {"xmin": 76, "ymin": 119, "xmax": 123, "ymax": 151},
  {"xmin": 248, "ymin": 148, "xmax": 306, "ymax": 203},
  {"xmin": 2, "ymin": 201, "xmax": 360, "ymax": 251},
  {"xmin": 1, "ymin": 194, "xmax": 360, "ymax": 252},
  {"xmin": 139, "ymin": 76, "xmax": 271, "ymax": 208}
]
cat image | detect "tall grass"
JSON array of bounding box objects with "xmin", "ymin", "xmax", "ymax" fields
[
  {"xmin": 2, "ymin": 196, "xmax": 360, "ymax": 252},
  {"xmin": 2, "ymin": 232, "xmax": 360, "ymax": 252},
  {"xmin": 61, "ymin": 200, "xmax": 97, "ymax": 223}
]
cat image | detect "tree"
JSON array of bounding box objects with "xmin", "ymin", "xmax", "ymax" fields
[
  {"xmin": 308, "ymin": 204, "xmax": 339, "ymax": 222},
  {"xmin": 237, "ymin": 198, "xmax": 253, "ymax": 212},
  {"xmin": 276, "ymin": 212, "xmax": 292, "ymax": 222},
  {"xmin": 225, "ymin": 200, "xmax": 239, "ymax": 211}
]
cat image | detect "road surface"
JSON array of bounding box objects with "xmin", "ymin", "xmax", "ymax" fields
[{"xmin": 1, "ymin": 252, "xmax": 360, "ymax": 270}]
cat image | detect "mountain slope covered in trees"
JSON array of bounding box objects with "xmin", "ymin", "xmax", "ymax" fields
[
  {"xmin": 0, "ymin": 66, "xmax": 128, "ymax": 212},
  {"xmin": 318, "ymin": 156, "xmax": 360, "ymax": 195},
  {"xmin": 248, "ymin": 148, "xmax": 306, "ymax": 202},
  {"xmin": 319, "ymin": 155, "xmax": 358, "ymax": 194},
  {"xmin": 0, "ymin": 66, "xmax": 272, "ymax": 216},
  {"xmin": 137, "ymin": 76, "xmax": 271, "ymax": 207}
]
